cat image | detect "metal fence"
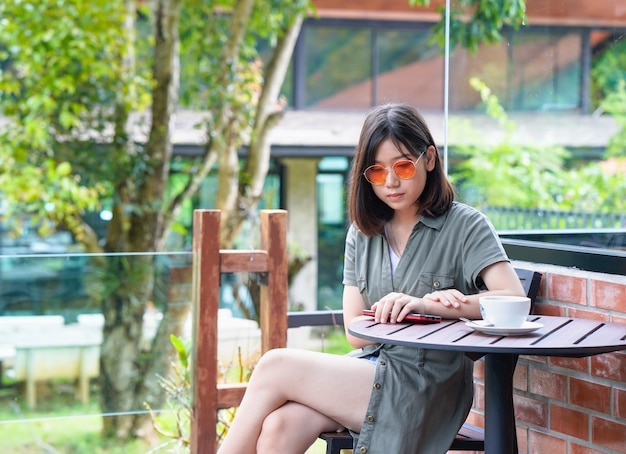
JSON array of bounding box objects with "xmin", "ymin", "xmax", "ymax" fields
[{"xmin": 484, "ymin": 206, "xmax": 626, "ymax": 231}]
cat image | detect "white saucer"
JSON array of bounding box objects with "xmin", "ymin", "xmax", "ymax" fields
[{"xmin": 465, "ymin": 320, "xmax": 543, "ymax": 336}]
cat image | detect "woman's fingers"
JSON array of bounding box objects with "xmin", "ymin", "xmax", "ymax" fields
[
  {"xmin": 373, "ymin": 293, "xmax": 420, "ymax": 323},
  {"xmin": 424, "ymin": 290, "xmax": 468, "ymax": 308}
]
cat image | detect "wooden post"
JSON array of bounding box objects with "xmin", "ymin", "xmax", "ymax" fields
[
  {"xmin": 259, "ymin": 210, "xmax": 288, "ymax": 353},
  {"xmin": 190, "ymin": 210, "xmax": 221, "ymax": 454},
  {"xmin": 189, "ymin": 209, "xmax": 288, "ymax": 454}
]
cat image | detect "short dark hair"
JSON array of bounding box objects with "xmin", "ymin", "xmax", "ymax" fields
[{"xmin": 348, "ymin": 103, "xmax": 455, "ymax": 236}]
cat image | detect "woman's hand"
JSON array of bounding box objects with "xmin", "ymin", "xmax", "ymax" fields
[
  {"xmin": 371, "ymin": 292, "xmax": 425, "ymax": 324},
  {"xmin": 423, "ymin": 289, "xmax": 468, "ymax": 309},
  {"xmin": 372, "ymin": 289, "xmax": 472, "ymax": 323}
]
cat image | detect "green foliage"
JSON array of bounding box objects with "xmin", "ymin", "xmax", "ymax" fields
[
  {"xmin": 178, "ymin": 4, "xmax": 258, "ymax": 128},
  {"xmin": 590, "ymin": 36, "xmax": 626, "ymax": 111},
  {"xmin": 409, "ymin": 0, "xmax": 526, "ymax": 52},
  {"xmin": 0, "ymin": 0, "xmax": 149, "ymax": 236},
  {"xmin": 453, "ymin": 78, "xmax": 625, "ymax": 215},
  {"xmin": 146, "ymin": 335, "xmax": 192, "ymax": 453},
  {"xmin": 178, "ymin": 0, "xmax": 310, "ymax": 142},
  {"xmin": 148, "ymin": 335, "xmax": 262, "ymax": 452},
  {"xmin": 452, "ymin": 78, "xmax": 569, "ymax": 209},
  {"xmin": 557, "ymin": 159, "xmax": 626, "ymax": 214},
  {"xmin": 600, "ymin": 80, "xmax": 626, "ymax": 159}
]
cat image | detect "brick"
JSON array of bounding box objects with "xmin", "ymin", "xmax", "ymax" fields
[
  {"xmin": 591, "ymin": 352, "xmax": 626, "ymax": 382},
  {"xmin": 614, "ymin": 387, "xmax": 626, "ymax": 419},
  {"xmin": 521, "ymin": 355, "xmax": 548, "ymax": 366},
  {"xmin": 514, "ymin": 395, "xmax": 547, "ymax": 428},
  {"xmin": 516, "ymin": 425, "xmax": 528, "ymax": 453},
  {"xmin": 473, "ymin": 357, "xmax": 485, "ymax": 381},
  {"xmin": 533, "ymin": 302, "xmax": 566, "ymax": 316},
  {"xmin": 530, "ymin": 368, "xmax": 566, "ymax": 401},
  {"xmin": 612, "ymin": 314, "xmax": 626, "ymax": 324},
  {"xmin": 465, "ymin": 410, "xmax": 484, "ymax": 428},
  {"xmin": 528, "ymin": 429, "xmax": 567, "ymax": 454},
  {"xmin": 513, "ymin": 362, "xmax": 528, "ymax": 392},
  {"xmin": 550, "ymin": 356, "xmax": 589, "ymax": 373},
  {"xmin": 473, "ymin": 382, "xmax": 485, "ymax": 411},
  {"xmin": 570, "ymin": 442, "xmax": 609, "ymax": 454},
  {"xmin": 592, "ymin": 416, "xmax": 626, "ymax": 451},
  {"xmin": 589, "ymin": 279, "xmax": 626, "ymax": 312},
  {"xmin": 548, "ymin": 273, "xmax": 587, "ymax": 305},
  {"xmin": 570, "ymin": 377, "xmax": 611, "ymax": 413},
  {"xmin": 550, "ymin": 403, "xmax": 589, "ymax": 440},
  {"xmin": 567, "ymin": 307, "xmax": 610, "ymax": 321}
]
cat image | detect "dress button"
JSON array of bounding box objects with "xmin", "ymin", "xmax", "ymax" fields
[
  {"xmin": 367, "ymin": 415, "xmax": 375, "ymax": 423},
  {"xmin": 433, "ymin": 280, "xmax": 441, "ymax": 289},
  {"xmin": 379, "ymin": 359, "xmax": 386, "ymax": 366},
  {"xmin": 359, "ymin": 447, "xmax": 367, "ymax": 454},
  {"xmin": 374, "ymin": 383, "xmax": 381, "ymax": 389}
]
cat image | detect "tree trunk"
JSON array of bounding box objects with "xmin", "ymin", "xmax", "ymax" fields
[
  {"xmin": 100, "ymin": 0, "xmax": 183, "ymax": 439},
  {"xmin": 222, "ymin": 6, "xmax": 306, "ymax": 246},
  {"xmin": 100, "ymin": 255, "xmax": 154, "ymax": 438}
]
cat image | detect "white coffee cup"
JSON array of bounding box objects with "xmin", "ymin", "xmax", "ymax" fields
[{"xmin": 479, "ymin": 296, "xmax": 531, "ymax": 328}]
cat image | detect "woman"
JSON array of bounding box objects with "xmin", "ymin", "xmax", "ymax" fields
[{"xmin": 217, "ymin": 103, "xmax": 525, "ymax": 453}]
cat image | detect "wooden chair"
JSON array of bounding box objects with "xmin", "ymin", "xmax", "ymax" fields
[{"xmin": 288, "ymin": 267, "xmax": 542, "ymax": 454}]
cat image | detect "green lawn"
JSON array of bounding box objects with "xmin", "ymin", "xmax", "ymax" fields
[{"xmin": 0, "ymin": 403, "xmax": 156, "ymax": 453}]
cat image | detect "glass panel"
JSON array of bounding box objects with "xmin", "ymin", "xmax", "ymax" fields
[
  {"xmin": 305, "ymin": 26, "xmax": 372, "ymax": 109},
  {"xmin": 0, "ymin": 250, "xmax": 262, "ymax": 449},
  {"xmin": 0, "ymin": 251, "xmax": 188, "ymax": 446}
]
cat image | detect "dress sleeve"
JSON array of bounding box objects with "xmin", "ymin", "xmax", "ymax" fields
[
  {"xmin": 342, "ymin": 224, "xmax": 358, "ymax": 286},
  {"xmin": 461, "ymin": 209, "xmax": 509, "ymax": 288}
]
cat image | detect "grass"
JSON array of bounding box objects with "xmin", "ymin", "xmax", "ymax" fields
[{"xmin": 0, "ymin": 382, "xmax": 167, "ymax": 453}]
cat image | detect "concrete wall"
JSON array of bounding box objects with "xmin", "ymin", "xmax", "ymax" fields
[{"xmin": 281, "ymin": 157, "xmax": 320, "ymax": 312}]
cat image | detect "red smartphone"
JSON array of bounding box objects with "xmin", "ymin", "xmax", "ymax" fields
[{"xmin": 362, "ymin": 309, "xmax": 442, "ymax": 324}]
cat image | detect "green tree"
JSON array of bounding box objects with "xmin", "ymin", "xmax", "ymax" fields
[{"xmin": 410, "ymin": 0, "xmax": 526, "ymax": 51}]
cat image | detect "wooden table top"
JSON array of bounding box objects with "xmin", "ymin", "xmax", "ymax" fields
[{"xmin": 348, "ymin": 315, "xmax": 626, "ymax": 357}]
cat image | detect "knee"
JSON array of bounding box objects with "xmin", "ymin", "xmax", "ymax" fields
[
  {"xmin": 247, "ymin": 348, "xmax": 290, "ymax": 390},
  {"xmin": 256, "ymin": 409, "xmax": 294, "ymax": 452},
  {"xmin": 251, "ymin": 348, "xmax": 290, "ymax": 378}
]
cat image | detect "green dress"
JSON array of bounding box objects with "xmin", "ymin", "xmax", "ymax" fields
[{"xmin": 343, "ymin": 202, "xmax": 509, "ymax": 453}]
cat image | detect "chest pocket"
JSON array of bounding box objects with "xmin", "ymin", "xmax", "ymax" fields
[{"xmin": 416, "ymin": 273, "xmax": 455, "ymax": 296}]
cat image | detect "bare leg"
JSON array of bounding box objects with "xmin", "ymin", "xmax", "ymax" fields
[
  {"xmin": 256, "ymin": 401, "xmax": 343, "ymax": 454},
  {"xmin": 217, "ymin": 348, "xmax": 376, "ymax": 454}
]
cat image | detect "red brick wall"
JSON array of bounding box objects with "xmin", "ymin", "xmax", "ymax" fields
[
  {"xmin": 312, "ymin": 0, "xmax": 626, "ymax": 27},
  {"xmin": 465, "ymin": 261, "xmax": 626, "ymax": 454}
]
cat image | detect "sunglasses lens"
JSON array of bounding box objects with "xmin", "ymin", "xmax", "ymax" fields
[
  {"xmin": 364, "ymin": 166, "xmax": 387, "ymax": 185},
  {"xmin": 394, "ymin": 160, "xmax": 416, "ymax": 179}
]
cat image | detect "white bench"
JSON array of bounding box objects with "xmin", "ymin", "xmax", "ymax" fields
[
  {"xmin": 0, "ymin": 315, "xmax": 65, "ymax": 371},
  {"xmin": 1, "ymin": 315, "xmax": 100, "ymax": 408},
  {"xmin": 12, "ymin": 338, "xmax": 100, "ymax": 408}
]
